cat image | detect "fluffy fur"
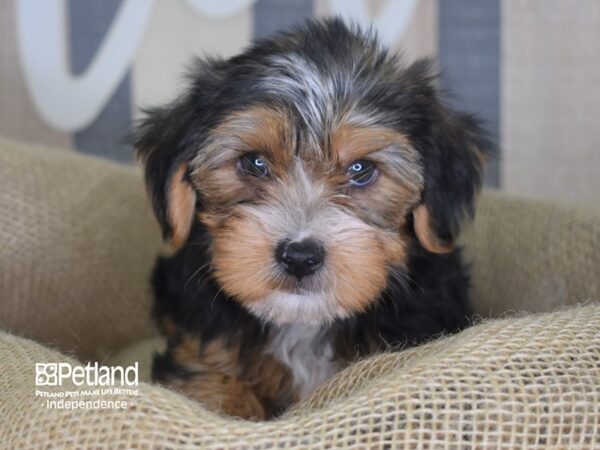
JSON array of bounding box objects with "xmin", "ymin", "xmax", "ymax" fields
[{"xmin": 134, "ymin": 19, "xmax": 491, "ymax": 420}]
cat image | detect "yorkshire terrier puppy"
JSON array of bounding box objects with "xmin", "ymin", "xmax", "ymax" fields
[{"xmin": 134, "ymin": 19, "xmax": 489, "ymax": 420}]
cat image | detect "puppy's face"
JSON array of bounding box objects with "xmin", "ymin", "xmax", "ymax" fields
[
  {"xmin": 135, "ymin": 20, "xmax": 488, "ymax": 325},
  {"xmin": 190, "ymin": 106, "xmax": 421, "ymax": 324}
]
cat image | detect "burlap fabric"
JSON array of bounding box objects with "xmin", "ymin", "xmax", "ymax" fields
[
  {"xmin": 0, "ymin": 137, "xmax": 162, "ymax": 361},
  {"xmin": 461, "ymin": 191, "xmax": 600, "ymax": 317},
  {"xmin": 1, "ymin": 137, "xmax": 599, "ymax": 448},
  {"xmin": 2, "ymin": 305, "xmax": 599, "ymax": 448}
]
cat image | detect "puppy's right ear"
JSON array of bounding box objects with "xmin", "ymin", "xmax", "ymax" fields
[
  {"xmin": 134, "ymin": 58, "xmax": 224, "ymax": 248},
  {"xmin": 134, "ymin": 101, "xmax": 196, "ymax": 248}
]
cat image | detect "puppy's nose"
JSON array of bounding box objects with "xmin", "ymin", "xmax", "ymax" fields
[{"xmin": 275, "ymin": 240, "xmax": 325, "ymax": 279}]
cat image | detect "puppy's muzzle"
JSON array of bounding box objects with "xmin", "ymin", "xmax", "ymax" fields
[{"xmin": 275, "ymin": 239, "xmax": 325, "ymax": 280}]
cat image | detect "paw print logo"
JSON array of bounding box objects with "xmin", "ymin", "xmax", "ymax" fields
[{"xmin": 35, "ymin": 363, "xmax": 58, "ymax": 386}]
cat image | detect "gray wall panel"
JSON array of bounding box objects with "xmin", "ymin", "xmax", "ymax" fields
[
  {"xmin": 438, "ymin": 0, "xmax": 500, "ymax": 187},
  {"xmin": 69, "ymin": 0, "xmax": 132, "ymax": 162},
  {"xmin": 254, "ymin": 0, "xmax": 314, "ymax": 39}
]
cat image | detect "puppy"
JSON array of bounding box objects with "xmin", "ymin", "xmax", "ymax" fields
[{"xmin": 134, "ymin": 19, "xmax": 490, "ymax": 420}]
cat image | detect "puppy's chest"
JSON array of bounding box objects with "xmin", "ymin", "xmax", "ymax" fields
[{"xmin": 266, "ymin": 324, "xmax": 341, "ymax": 399}]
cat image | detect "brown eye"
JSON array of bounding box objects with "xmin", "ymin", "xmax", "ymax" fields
[
  {"xmin": 239, "ymin": 153, "xmax": 269, "ymax": 177},
  {"xmin": 347, "ymin": 159, "xmax": 378, "ymax": 187}
]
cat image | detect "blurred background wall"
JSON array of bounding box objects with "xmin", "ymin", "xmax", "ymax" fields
[{"xmin": 0, "ymin": 0, "xmax": 598, "ymax": 203}]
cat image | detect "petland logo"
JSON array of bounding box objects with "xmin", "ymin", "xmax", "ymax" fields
[
  {"xmin": 35, "ymin": 362, "xmax": 138, "ymax": 387},
  {"xmin": 35, "ymin": 362, "xmax": 139, "ymax": 410}
]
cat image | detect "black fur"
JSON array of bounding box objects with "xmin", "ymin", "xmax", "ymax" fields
[{"xmin": 134, "ymin": 19, "xmax": 491, "ymax": 411}]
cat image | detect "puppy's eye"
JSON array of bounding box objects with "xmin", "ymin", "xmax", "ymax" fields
[
  {"xmin": 347, "ymin": 159, "xmax": 378, "ymax": 187},
  {"xmin": 239, "ymin": 153, "xmax": 269, "ymax": 178}
]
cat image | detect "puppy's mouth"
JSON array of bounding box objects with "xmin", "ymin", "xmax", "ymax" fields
[{"xmin": 273, "ymin": 273, "xmax": 324, "ymax": 295}]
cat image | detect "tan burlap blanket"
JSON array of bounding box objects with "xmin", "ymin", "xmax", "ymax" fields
[{"xmin": 1, "ymin": 137, "xmax": 599, "ymax": 448}]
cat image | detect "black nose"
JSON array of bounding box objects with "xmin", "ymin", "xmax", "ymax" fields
[{"xmin": 275, "ymin": 240, "xmax": 325, "ymax": 279}]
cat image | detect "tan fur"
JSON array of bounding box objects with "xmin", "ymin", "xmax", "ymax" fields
[
  {"xmin": 176, "ymin": 371, "xmax": 267, "ymax": 420},
  {"xmin": 210, "ymin": 209, "xmax": 278, "ymax": 303},
  {"xmin": 328, "ymin": 232, "xmax": 389, "ymax": 314},
  {"xmin": 330, "ymin": 124, "xmax": 410, "ymax": 164},
  {"xmin": 191, "ymin": 106, "xmax": 293, "ymax": 179},
  {"xmin": 157, "ymin": 317, "xmax": 178, "ymax": 338},
  {"xmin": 413, "ymin": 204, "xmax": 454, "ymax": 253},
  {"xmin": 351, "ymin": 173, "xmax": 421, "ymax": 229},
  {"xmin": 166, "ymin": 334, "xmax": 295, "ymax": 420},
  {"xmin": 173, "ymin": 336, "xmax": 240, "ymax": 375},
  {"xmin": 167, "ymin": 165, "xmax": 196, "ymax": 248},
  {"xmin": 245, "ymin": 352, "xmax": 297, "ymax": 407},
  {"xmin": 197, "ymin": 162, "xmax": 249, "ymax": 209}
]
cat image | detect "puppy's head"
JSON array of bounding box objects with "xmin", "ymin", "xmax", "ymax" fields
[{"xmin": 135, "ymin": 20, "xmax": 490, "ymax": 325}]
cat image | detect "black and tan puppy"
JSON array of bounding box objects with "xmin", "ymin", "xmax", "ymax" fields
[{"xmin": 134, "ymin": 19, "xmax": 490, "ymax": 420}]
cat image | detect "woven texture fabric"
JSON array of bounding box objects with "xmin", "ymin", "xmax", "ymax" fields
[
  {"xmin": 1, "ymin": 138, "xmax": 600, "ymax": 448},
  {"xmin": 462, "ymin": 191, "xmax": 600, "ymax": 317},
  {"xmin": 2, "ymin": 304, "xmax": 599, "ymax": 449},
  {"xmin": 0, "ymin": 137, "xmax": 162, "ymax": 361}
]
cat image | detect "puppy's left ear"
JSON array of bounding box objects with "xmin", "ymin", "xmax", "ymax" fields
[{"xmin": 413, "ymin": 103, "xmax": 491, "ymax": 253}]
